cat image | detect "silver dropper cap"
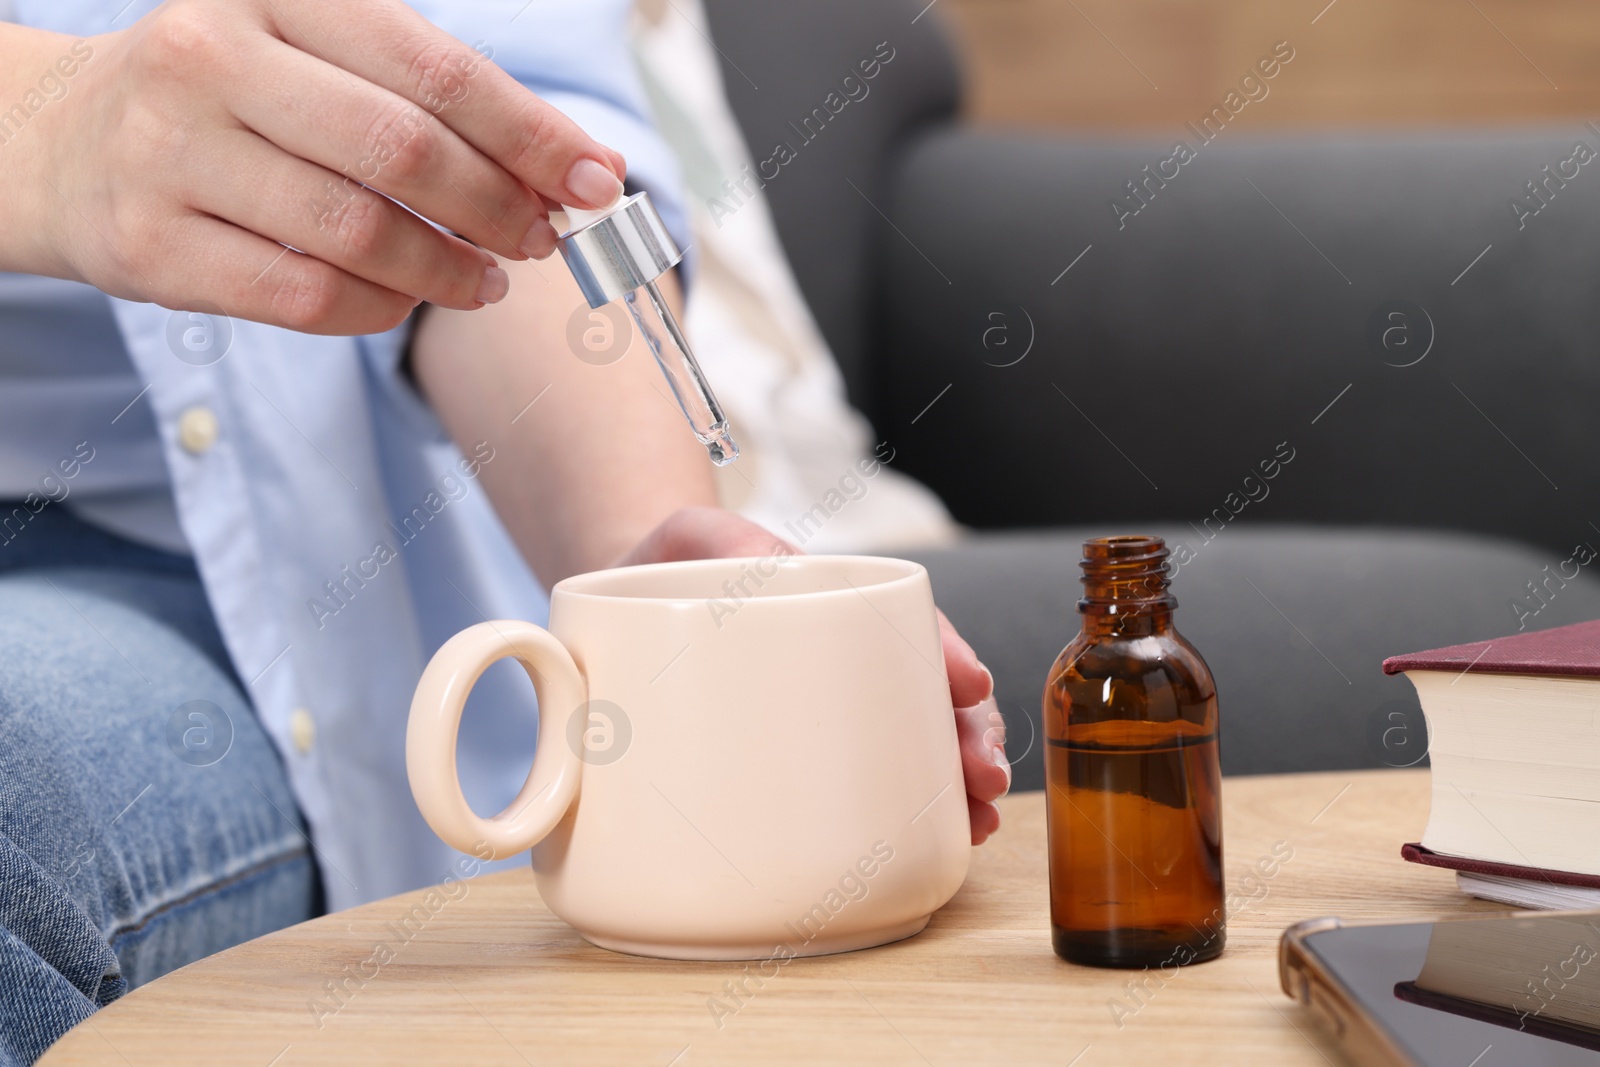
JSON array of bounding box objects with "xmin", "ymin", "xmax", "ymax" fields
[
  {"xmin": 557, "ymin": 191, "xmax": 684, "ymax": 309},
  {"xmin": 555, "ymin": 191, "xmax": 740, "ymax": 467}
]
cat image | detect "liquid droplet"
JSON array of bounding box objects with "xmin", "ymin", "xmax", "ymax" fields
[{"xmin": 703, "ymin": 424, "xmax": 740, "ymax": 467}]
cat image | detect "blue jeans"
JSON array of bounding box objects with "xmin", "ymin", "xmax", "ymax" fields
[{"xmin": 0, "ymin": 505, "xmax": 320, "ymax": 1066}]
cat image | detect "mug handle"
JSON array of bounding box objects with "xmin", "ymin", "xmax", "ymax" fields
[{"xmin": 406, "ymin": 620, "xmax": 585, "ymax": 860}]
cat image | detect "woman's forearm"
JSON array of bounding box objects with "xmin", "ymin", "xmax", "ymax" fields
[
  {"xmin": 0, "ymin": 23, "xmax": 92, "ymax": 278},
  {"xmin": 411, "ymin": 258, "xmax": 717, "ymax": 587}
]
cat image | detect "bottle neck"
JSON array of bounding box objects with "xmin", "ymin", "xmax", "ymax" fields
[
  {"xmin": 1078, "ymin": 535, "xmax": 1176, "ymax": 638},
  {"xmin": 1081, "ymin": 608, "xmax": 1173, "ymax": 638}
]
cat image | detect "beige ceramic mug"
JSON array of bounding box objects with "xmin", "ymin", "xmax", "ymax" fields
[{"xmin": 406, "ymin": 554, "xmax": 970, "ymax": 960}]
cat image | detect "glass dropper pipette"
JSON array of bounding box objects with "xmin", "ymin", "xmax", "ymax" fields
[{"xmin": 556, "ymin": 192, "xmax": 740, "ymax": 467}]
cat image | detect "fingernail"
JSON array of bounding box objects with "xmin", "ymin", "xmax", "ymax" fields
[
  {"xmin": 475, "ymin": 266, "xmax": 509, "ymax": 305},
  {"xmin": 978, "ymin": 662, "xmax": 995, "ymax": 700},
  {"xmin": 518, "ymin": 217, "xmax": 559, "ymax": 260},
  {"xmin": 565, "ymin": 157, "xmax": 624, "ymax": 209},
  {"xmin": 991, "ymin": 743, "xmax": 1012, "ymax": 793}
]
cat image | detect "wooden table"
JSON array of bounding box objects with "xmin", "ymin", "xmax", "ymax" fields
[{"xmin": 42, "ymin": 769, "xmax": 1503, "ymax": 1066}]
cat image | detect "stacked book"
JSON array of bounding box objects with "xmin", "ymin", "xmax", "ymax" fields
[{"xmin": 1385, "ymin": 619, "xmax": 1600, "ymax": 909}]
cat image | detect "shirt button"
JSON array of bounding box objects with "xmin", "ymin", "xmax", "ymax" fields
[
  {"xmin": 289, "ymin": 708, "xmax": 316, "ymax": 755},
  {"xmin": 177, "ymin": 406, "xmax": 219, "ymax": 455}
]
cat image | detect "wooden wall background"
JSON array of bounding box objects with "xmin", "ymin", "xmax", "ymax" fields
[{"xmin": 939, "ymin": 0, "xmax": 1599, "ymax": 129}]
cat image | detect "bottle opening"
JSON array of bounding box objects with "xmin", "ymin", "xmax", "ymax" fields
[
  {"xmin": 1084, "ymin": 534, "xmax": 1166, "ymax": 558},
  {"xmin": 1079, "ymin": 534, "xmax": 1174, "ymax": 614}
]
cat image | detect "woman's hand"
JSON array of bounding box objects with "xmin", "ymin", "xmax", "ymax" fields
[
  {"xmin": 10, "ymin": 0, "xmax": 625, "ymax": 334},
  {"xmin": 614, "ymin": 506, "xmax": 1012, "ymax": 845}
]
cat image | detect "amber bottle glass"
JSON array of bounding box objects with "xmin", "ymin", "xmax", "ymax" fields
[{"xmin": 1042, "ymin": 535, "xmax": 1224, "ymax": 968}]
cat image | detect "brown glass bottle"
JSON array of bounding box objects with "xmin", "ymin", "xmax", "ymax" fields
[{"xmin": 1043, "ymin": 535, "xmax": 1224, "ymax": 968}]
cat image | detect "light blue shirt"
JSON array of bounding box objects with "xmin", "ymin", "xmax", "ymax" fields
[
  {"xmin": 3, "ymin": 0, "xmax": 687, "ymax": 909},
  {"xmin": 0, "ymin": 273, "xmax": 192, "ymax": 552}
]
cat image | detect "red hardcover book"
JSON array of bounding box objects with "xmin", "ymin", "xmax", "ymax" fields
[
  {"xmin": 1399, "ymin": 843, "xmax": 1600, "ymax": 889},
  {"xmin": 1386, "ymin": 619, "xmax": 1600, "ymax": 896},
  {"xmin": 1382, "ymin": 618, "xmax": 1600, "ymax": 679}
]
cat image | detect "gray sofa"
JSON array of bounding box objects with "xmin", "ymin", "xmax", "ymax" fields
[{"xmin": 702, "ymin": 0, "xmax": 1600, "ymax": 789}]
